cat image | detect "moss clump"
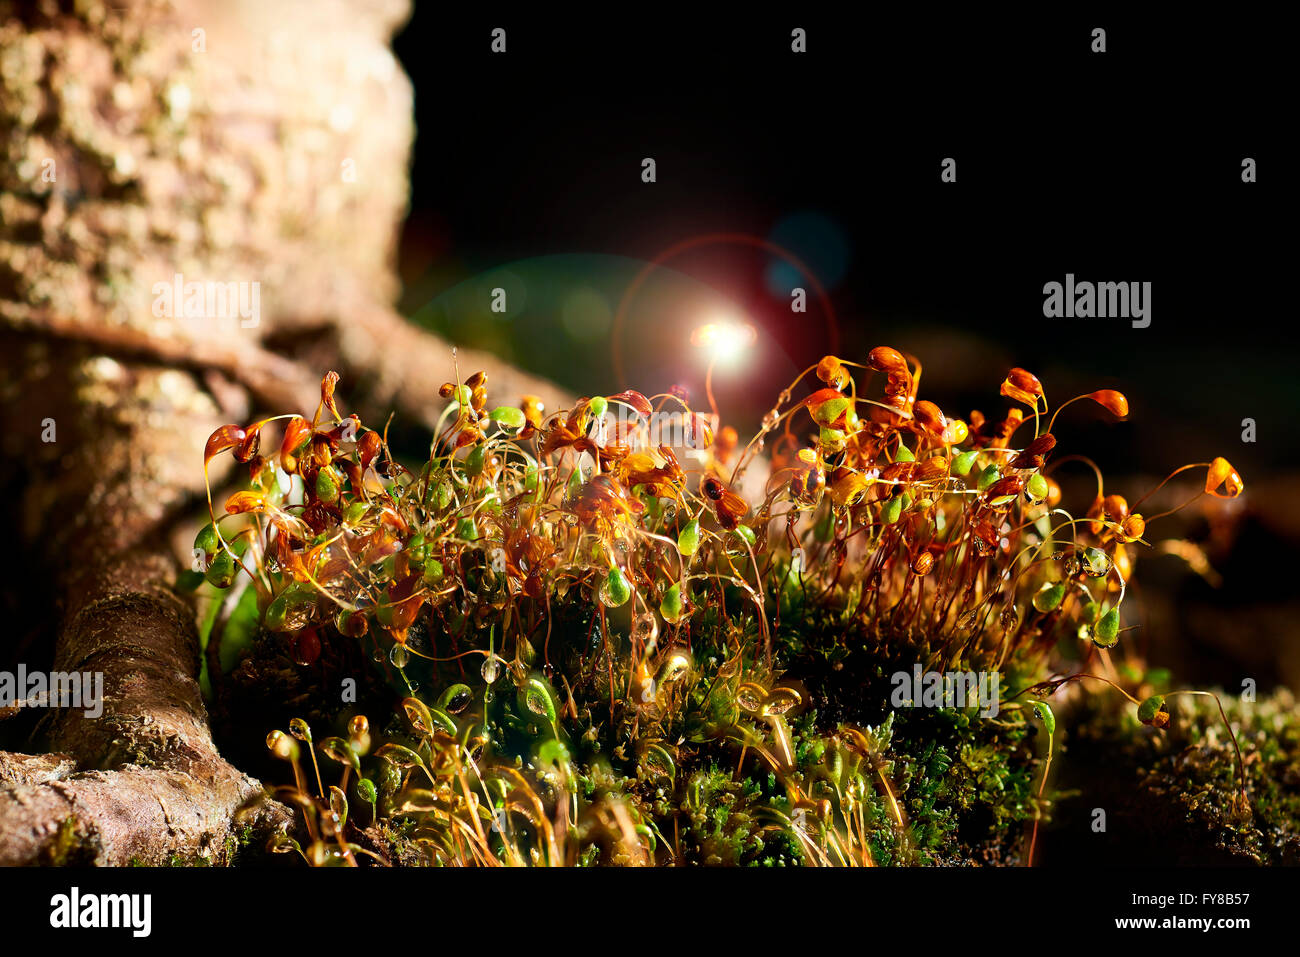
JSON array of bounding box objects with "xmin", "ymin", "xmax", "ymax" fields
[{"xmin": 192, "ymin": 361, "xmax": 1253, "ymax": 865}]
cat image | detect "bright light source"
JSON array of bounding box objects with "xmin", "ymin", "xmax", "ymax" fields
[{"xmin": 690, "ymin": 321, "xmax": 756, "ymax": 363}]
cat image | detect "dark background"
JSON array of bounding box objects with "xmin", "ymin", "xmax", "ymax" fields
[
  {"xmin": 389, "ymin": 9, "xmax": 1294, "ymax": 693},
  {"xmin": 392, "ymin": 10, "xmax": 1286, "ymax": 466}
]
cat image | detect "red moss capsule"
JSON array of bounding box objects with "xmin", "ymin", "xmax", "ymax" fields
[
  {"xmin": 294, "ymin": 628, "xmax": 321, "ymax": 666},
  {"xmin": 571, "ymin": 474, "xmax": 645, "ymax": 527},
  {"xmin": 1087, "ymin": 389, "xmax": 1129, "ymax": 418},
  {"xmin": 915, "ymin": 456, "xmax": 948, "ymax": 483},
  {"xmin": 204, "ymin": 424, "xmax": 246, "ymax": 464},
  {"xmin": 521, "ymin": 395, "xmax": 545, "ymax": 430},
  {"xmin": 911, "ymin": 551, "xmax": 935, "ymax": 576},
  {"xmin": 1102, "ymin": 493, "xmax": 1130, "ymax": 523},
  {"xmin": 608, "ymin": 390, "xmax": 653, "ymax": 418},
  {"xmin": 358, "ymin": 430, "xmax": 383, "ymax": 470},
  {"xmin": 1001, "ymin": 368, "xmax": 1043, "ymax": 407},
  {"xmin": 320, "ymin": 371, "xmax": 341, "ymax": 420},
  {"xmin": 911, "ymin": 400, "xmax": 947, "ymax": 437},
  {"xmin": 879, "ymin": 461, "xmax": 917, "ymax": 484},
  {"xmin": 816, "ymin": 355, "xmax": 848, "ymax": 389},
  {"xmin": 686, "ymin": 413, "xmax": 714, "ymax": 449},
  {"xmin": 1011, "ymin": 433, "xmax": 1056, "ymax": 469},
  {"xmin": 1205, "ymin": 457, "xmax": 1244, "ymax": 498},
  {"xmin": 224, "ymin": 489, "xmax": 268, "ymax": 514},
  {"xmin": 983, "ymin": 477, "xmax": 1025, "ymax": 509},
  {"xmin": 701, "ymin": 477, "xmax": 749, "ymax": 527},
  {"xmin": 279, "ymin": 416, "xmax": 311, "ymax": 471},
  {"xmin": 867, "ymin": 346, "xmax": 908, "ymax": 375},
  {"xmin": 1120, "ymin": 513, "xmax": 1146, "ymax": 542},
  {"xmin": 234, "ymin": 423, "xmax": 262, "ymax": 463}
]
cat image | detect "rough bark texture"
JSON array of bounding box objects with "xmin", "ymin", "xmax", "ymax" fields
[{"xmin": 0, "ymin": 0, "xmax": 568, "ymax": 864}]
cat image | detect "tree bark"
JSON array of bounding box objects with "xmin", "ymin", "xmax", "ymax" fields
[{"xmin": 0, "ymin": 0, "xmax": 567, "ymax": 863}]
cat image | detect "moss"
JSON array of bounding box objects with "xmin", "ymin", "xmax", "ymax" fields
[
  {"xmin": 41, "ymin": 815, "xmax": 97, "ymax": 866},
  {"xmin": 202, "ymin": 365, "xmax": 1258, "ymax": 866},
  {"xmin": 1053, "ymin": 687, "xmax": 1300, "ymax": 865}
]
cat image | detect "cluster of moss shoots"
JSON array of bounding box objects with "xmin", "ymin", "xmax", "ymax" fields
[{"xmin": 194, "ymin": 348, "xmax": 1249, "ymax": 866}]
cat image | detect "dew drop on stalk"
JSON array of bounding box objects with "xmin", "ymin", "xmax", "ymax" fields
[
  {"xmin": 999, "ymin": 605, "xmax": 1018, "ymax": 630},
  {"xmin": 632, "ymin": 612, "xmax": 658, "ymax": 645},
  {"xmin": 481, "ymin": 654, "xmax": 504, "ymax": 683},
  {"xmin": 389, "ymin": 643, "xmax": 411, "ymax": 669}
]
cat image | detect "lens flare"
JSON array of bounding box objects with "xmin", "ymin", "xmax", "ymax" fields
[{"xmin": 690, "ymin": 320, "xmax": 756, "ymax": 363}]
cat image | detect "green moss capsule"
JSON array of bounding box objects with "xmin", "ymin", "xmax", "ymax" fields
[
  {"xmin": 882, "ymin": 495, "xmax": 903, "ymax": 525},
  {"xmin": 977, "ymin": 463, "xmax": 1001, "ymax": 491},
  {"xmin": 315, "ymin": 467, "xmax": 340, "ymax": 503},
  {"xmin": 1095, "ymin": 607, "xmax": 1121, "ymax": 646},
  {"xmin": 488, "ymin": 406, "xmax": 526, "ymax": 430},
  {"xmin": 1032, "ymin": 582, "xmax": 1065, "ymax": 613},
  {"xmin": 193, "ymin": 522, "xmax": 219, "ymax": 557},
  {"xmin": 588, "ymin": 396, "xmax": 609, "ymax": 419},
  {"xmin": 677, "ymin": 519, "xmax": 701, "ymax": 556},
  {"xmin": 422, "ymin": 559, "xmax": 444, "ymax": 584},
  {"xmin": 205, "ymin": 548, "xmax": 237, "ymax": 588},
  {"xmin": 456, "ymin": 517, "xmax": 478, "ymax": 541},
  {"xmin": 601, "ymin": 566, "xmax": 632, "ymax": 607},
  {"xmin": 265, "ymin": 591, "xmax": 291, "ymax": 631},
  {"xmin": 894, "ymin": 444, "xmax": 915, "ymax": 463},
  {"xmin": 1026, "ymin": 472, "xmax": 1049, "ymax": 501},
  {"xmin": 952, "ymin": 450, "xmax": 979, "ymax": 476},
  {"xmin": 819, "ymin": 426, "xmax": 846, "ymax": 448},
  {"xmin": 1137, "ymin": 694, "xmax": 1168, "ymax": 727},
  {"xmin": 519, "ymin": 678, "xmax": 558, "ymax": 725},
  {"xmin": 813, "ymin": 396, "xmax": 849, "ymax": 427},
  {"xmin": 659, "ymin": 582, "xmax": 684, "ymax": 622},
  {"xmin": 464, "ymin": 444, "xmax": 487, "ymax": 477}
]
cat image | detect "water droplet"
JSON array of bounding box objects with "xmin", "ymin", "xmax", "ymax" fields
[
  {"xmin": 632, "ymin": 613, "xmax": 658, "ymax": 645},
  {"xmin": 763, "ymin": 687, "xmax": 802, "ymax": 717},
  {"xmin": 761, "ymin": 409, "xmax": 779, "ymax": 432},
  {"xmin": 389, "ymin": 643, "xmax": 411, "ymax": 669},
  {"xmin": 481, "ymin": 654, "xmax": 503, "ymax": 683},
  {"xmin": 735, "ymin": 683, "xmax": 765, "ymax": 713}
]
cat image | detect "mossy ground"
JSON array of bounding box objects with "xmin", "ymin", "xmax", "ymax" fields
[{"xmin": 1045, "ymin": 687, "xmax": 1299, "ymax": 865}]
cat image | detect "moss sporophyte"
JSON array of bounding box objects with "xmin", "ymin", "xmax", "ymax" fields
[{"xmin": 195, "ymin": 351, "xmax": 1250, "ymax": 865}]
